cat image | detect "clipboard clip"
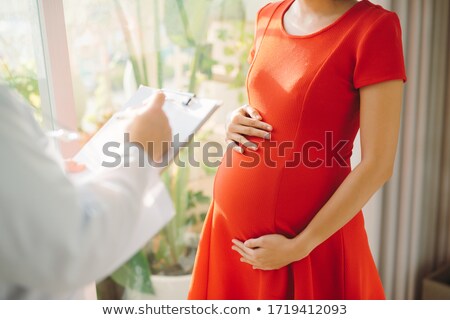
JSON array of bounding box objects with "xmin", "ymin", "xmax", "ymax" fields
[
  {"xmin": 116, "ymin": 88, "xmax": 197, "ymax": 121},
  {"xmin": 161, "ymin": 88, "xmax": 196, "ymax": 107}
]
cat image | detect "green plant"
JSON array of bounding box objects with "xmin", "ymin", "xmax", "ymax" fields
[
  {"xmin": 149, "ymin": 148, "xmax": 211, "ymax": 276},
  {"xmin": 108, "ymin": 146, "xmax": 213, "ymax": 296},
  {"xmin": 164, "ymin": 0, "xmax": 216, "ymax": 92},
  {"xmin": 0, "ymin": 59, "xmax": 42, "ymax": 122},
  {"xmin": 100, "ymin": 0, "xmax": 245, "ymax": 298}
]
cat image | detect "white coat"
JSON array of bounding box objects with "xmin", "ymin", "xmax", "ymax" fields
[{"xmin": 0, "ymin": 85, "xmax": 172, "ymax": 299}]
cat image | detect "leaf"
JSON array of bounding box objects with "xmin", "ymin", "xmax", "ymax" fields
[
  {"xmin": 184, "ymin": 215, "xmax": 198, "ymax": 226},
  {"xmin": 199, "ymin": 212, "xmax": 208, "ymax": 222},
  {"xmin": 164, "ymin": 0, "xmax": 213, "ymax": 48},
  {"xmin": 187, "ymin": 190, "xmax": 196, "ymax": 210},
  {"xmin": 194, "ymin": 191, "xmax": 211, "ymax": 204},
  {"xmin": 237, "ymin": 90, "xmax": 246, "ymax": 104},
  {"xmin": 158, "ymin": 149, "xmax": 192, "ymax": 268},
  {"xmin": 216, "ymin": 28, "xmax": 229, "ymax": 41},
  {"xmin": 198, "ymin": 44, "xmax": 217, "ymax": 78},
  {"xmin": 111, "ymin": 250, "xmax": 154, "ymax": 294},
  {"xmin": 225, "ymin": 64, "xmax": 234, "ymax": 74},
  {"xmin": 224, "ymin": 46, "xmax": 235, "ymax": 56},
  {"xmin": 211, "ymin": 0, "xmax": 246, "ymax": 21},
  {"xmin": 187, "ymin": 190, "xmax": 211, "ymax": 210},
  {"xmin": 155, "ymin": 238, "xmax": 168, "ymax": 263}
]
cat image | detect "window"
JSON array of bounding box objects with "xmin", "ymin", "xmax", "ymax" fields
[
  {"xmin": 63, "ymin": 0, "xmax": 267, "ymax": 136},
  {"xmin": 0, "ymin": 0, "xmax": 52, "ymax": 129}
]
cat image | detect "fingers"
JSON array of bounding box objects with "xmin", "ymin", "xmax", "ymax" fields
[
  {"xmin": 126, "ymin": 91, "xmax": 172, "ymax": 163},
  {"xmin": 232, "ymin": 241, "xmax": 271, "ymax": 271},
  {"xmin": 226, "ymin": 140, "xmax": 243, "ymax": 154},
  {"xmin": 232, "ymin": 108, "xmax": 272, "ymax": 134},
  {"xmin": 232, "ymin": 245, "xmax": 253, "ymax": 262},
  {"xmin": 231, "ymin": 239, "xmax": 254, "ymax": 258},
  {"xmin": 239, "ymin": 257, "xmax": 263, "ymax": 270},
  {"xmin": 240, "ymin": 259, "xmax": 270, "ymax": 271},
  {"xmin": 230, "ymin": 123, "xmax": 271, "ymax": 140},
  {"xmin": 236, "ymin": 115, "xmax": 272, "ymax": 132},
  {"xmin": 244, "ymin": 237, "xmax": 264, "ymax": 248},
  {"xmin": 226, "ymin": 133, "xmax": 258, "ymax": 151},
  {"xmin": 243, "ymin": 104, "xmax": 262, "ymax": 120},
  {"xmin": 65, "ymin": 159, "xmax": 86, "ymax": 173},
  {"xmin": 230, "ymin": 107, "xmax": 272, "ymax": 138},
  {"xmin": 142, "ymin": 91, "xmax": 166, "ymax": 114},
  {"xmin": 233, "ymin": 237, "xmax": 285, "ymax": 271},
  {"xmin": 239, "ymin": 257, "xmax": 253, "ymax": 265},
  {"xmin": 226, "ymin": 104, "xmax": 273, "ymax": 152}
]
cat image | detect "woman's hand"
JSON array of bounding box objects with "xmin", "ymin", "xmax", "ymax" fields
[
  {"xmin": 231, "ymin": 234, "xmax": 312, "ymax": 271},
  {"xmin": 226, "ymin": 104, "xmax": 273, "ymax": 153}
]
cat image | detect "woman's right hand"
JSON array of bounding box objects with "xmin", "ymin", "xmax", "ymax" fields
[{"xmin": 226, "ymin": 104, "xmax": 273, "ymax": 153}]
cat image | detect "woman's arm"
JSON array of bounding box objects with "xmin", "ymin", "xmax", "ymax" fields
[{"xmin": 232, "ymin": 79, "xmax": 404, "ymax": 270}]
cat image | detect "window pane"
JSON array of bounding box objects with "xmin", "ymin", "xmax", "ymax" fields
[
  {"xmin": 0, "ymin": 0, "xmax": 51, "ymax": 128},
  {"xmin": 63, "ymin": 0, "xmax": 270, "ymax": 299}
]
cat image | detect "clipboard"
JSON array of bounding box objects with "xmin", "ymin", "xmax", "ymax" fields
[
  {"xmin": 74, "ymin": 85, "xmax": 222, "ymax": 172},
  {"xmin": 70, "ymin": 86, "xmax": 221, "ymax": 250}
]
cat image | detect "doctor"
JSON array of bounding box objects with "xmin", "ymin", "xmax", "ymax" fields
[{"xmin": 0, "ymin": 84, "xmax": 172, "ymax": 299}]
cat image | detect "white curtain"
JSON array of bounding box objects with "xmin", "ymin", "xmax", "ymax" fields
[
  {"xmin": 248, "ymin": 0, "xmax": 450, "ymax": 300},
  {"xmin": 367, "ymin": 0, "xmax": 450, "ymax": 300}
]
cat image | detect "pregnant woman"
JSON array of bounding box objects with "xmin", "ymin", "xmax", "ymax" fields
[{"xmin": 188, "ymin": 0, "xmax": 406, "ymax": 299}]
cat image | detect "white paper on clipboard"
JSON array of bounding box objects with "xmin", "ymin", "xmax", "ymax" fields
[
  {"xmin": 74, "ymin": 85, "xmax": 222, "ymax": 172},
  {"xmin": 72, "ymin": 86, "xmax": 222, "ymax": 245}
]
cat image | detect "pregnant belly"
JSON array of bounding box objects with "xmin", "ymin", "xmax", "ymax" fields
[
  {"xmin": 212, "ymin": 148, "xmax": 351, "ymax": 240},
  {"xmin": 213, "ymin": 148, "xmax": 282, "ymax": 240}
]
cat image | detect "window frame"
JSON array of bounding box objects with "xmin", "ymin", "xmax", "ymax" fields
[{"xmin": 36, "ymin": 0, "xmax": 78, "ymax": 157}]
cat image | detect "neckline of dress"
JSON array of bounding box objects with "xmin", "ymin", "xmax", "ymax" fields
[{"xmin": 280, "ymin": 0, "xmax": 367, "ymax": 39}]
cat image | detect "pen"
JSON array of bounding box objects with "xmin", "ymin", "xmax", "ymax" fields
[{"xmin": 161, "ymin": 88, "xmax": 196, "ymax": 106}]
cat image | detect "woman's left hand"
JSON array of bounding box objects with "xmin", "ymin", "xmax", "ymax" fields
[{"xmin": 231, "ymin": 234, "xmax": 311, "ymax": 271}]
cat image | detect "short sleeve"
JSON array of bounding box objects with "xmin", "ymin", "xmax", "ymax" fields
[{"xmin": 353, "ymin": 12, "xmax": 407, "ymax": 89}]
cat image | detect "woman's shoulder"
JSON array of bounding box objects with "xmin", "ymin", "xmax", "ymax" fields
[
  {"xmin": 357, "ymin": 0, "xmax": 400, "ymax": 26},
  {"xmin": 255, "ymin": 1, "xmax": 285, "ymax": 20}
]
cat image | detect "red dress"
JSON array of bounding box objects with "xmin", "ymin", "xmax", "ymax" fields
[{"xmin": 188, "ymin": 0, "xmax": 407, "ymax": 299}]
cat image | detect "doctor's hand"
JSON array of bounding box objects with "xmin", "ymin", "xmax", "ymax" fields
[
  {"xmin": 226, "ymin": 104, "xmax": 272, "ymax": 154},
  {"xmin": 127, "ymin": 91, "xmax": 172, "ymax": 163},
  {"xmin": 231, "ymin": 234, "xmax": 312, "ymax": 271},
  {"xmin": 65, "ymin": 159, "xmax": 86, "ymax": 173}
]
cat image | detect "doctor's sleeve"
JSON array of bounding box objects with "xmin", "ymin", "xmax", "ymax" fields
[{"xmin": 0, "ymin": 87, "xmax": 164, "ymax": 293}]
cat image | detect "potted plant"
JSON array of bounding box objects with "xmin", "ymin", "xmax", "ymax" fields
[
  {"xmin": 136, "ymin": 154, "xmax": 211, "ymax": 299},
  {"xmin": 109, "ymin": 146, "xmax": 213, "ymax": 300},
  {"xmin": 95, "ymin": 0, "xmax": 246, "ymax": 300}
]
